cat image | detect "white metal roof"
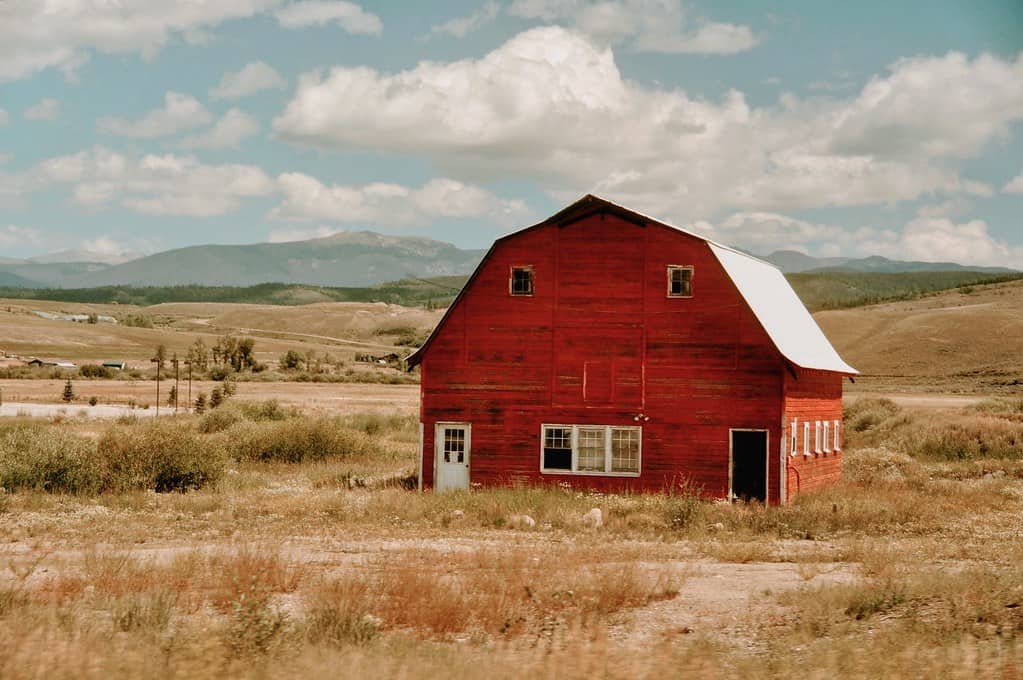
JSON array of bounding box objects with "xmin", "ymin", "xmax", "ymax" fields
[{"xmin": 709, "ymin": 243, "xmax": 858, "ymax": 374}]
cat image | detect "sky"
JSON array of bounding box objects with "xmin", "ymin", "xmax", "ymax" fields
[{"xmin": 1, "ymin": 0, "xmax": 1022, "ymax": 266}]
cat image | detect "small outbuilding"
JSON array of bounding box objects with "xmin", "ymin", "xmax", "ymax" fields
[{"xmin": 407, "ymin": 195, "xmax": 857, "ymax": 504}]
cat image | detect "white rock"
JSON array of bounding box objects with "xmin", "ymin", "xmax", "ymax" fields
[
  {"xmin": 451, "ymin": 509, "xmax": 465, "ymax": 520},
  {"xmin": 582, "ymin": 507, "xmax": 603, "ymax": 528},
  {"xmin": 509, "ymin": 514, "xmax": 536, "ymax": 529}
]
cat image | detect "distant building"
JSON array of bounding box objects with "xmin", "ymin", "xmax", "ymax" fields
[
  {"xmin": 408, "ymin": 195, "xmax": 857, "ymax": 504},
  {"xmin": 102, "ymin": 361, "xmax": 127, "ymax": 370}
]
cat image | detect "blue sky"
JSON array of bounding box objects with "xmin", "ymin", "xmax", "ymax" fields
[{"xmin": 1, "ymin": 0, "xmax": 1022, "ymax": 266}]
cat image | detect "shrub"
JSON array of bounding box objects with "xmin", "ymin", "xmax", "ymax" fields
[
  {"xmin": 79, "ymin": 364, "xmax": 113, "ymax": 379},
  {"xmin": 226, "ymin": 418, "xmax": 375, "ymax": 463},
  {"xmin": 199, "ymin": 403, "xmax": 245, "ymax": 434},
  {"xmin": 0, "ymin": 424, "xmax": 102, "ymax": 494},
  {"xmin": 98, "ymin": 421, "xmax": 227, "ymax": 492}
]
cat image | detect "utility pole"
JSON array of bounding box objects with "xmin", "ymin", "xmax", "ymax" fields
[
  {"xmin": 171, "ymin": 355, "xmax": 180, "ymax": 413},
  {"xmin": 151, "ymin": 356, "xmax": 161, "ymax": 417},
  {"xmin": 184, "ymin": 359, "xmax": 192, "ymax": 413}
]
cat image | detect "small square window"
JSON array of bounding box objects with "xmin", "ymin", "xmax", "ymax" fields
[
  {"xmin": 667, "ymin": 266, "xmax": 693, "ymax": 297},
  {"xmin": 510, "ymin": 266, "xmax": 534, "ymax": 296}
]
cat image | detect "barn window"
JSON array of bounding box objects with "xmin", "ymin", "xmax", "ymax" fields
[
  {"xmin": 541, "ymin": 424, "xmax": 641, "ymax": 476},
  {"xmin": 443, "ymin": 427, "xmax": 466, "ymax": 463},
  {"xmin": 790, "ymin": 419, "xmax": 798, "ymax": 456},
  {"xmin": 803, "ymin": 422, "xmax": 810, "ymax": 456},
  {"xmin": 666, "ymin": 265, "xmax": 693, "ymax": 297},
  {"xmin": 814, "ymin": 420, "xmax": 822, "ymax": 453},
  {"xmin": 833, "ymin": 420, "xmax": 841, "ymax": 451},
  {"xmin": 510, "ymin": 266, "xmax": 534, "ymax": 296},
  {"xmin": 823, "ymin": 421, "xmax": 831, "ymax": 453}
]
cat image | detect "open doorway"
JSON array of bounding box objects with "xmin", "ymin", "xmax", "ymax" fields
[{"xmin": 730, "ymin": 429, "xmax": 768, "ymax": 503}]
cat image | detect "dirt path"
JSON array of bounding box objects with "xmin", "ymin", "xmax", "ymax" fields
[{"xmin": 845, "ymin": 392, "xmax": 989, "ymax": 409}]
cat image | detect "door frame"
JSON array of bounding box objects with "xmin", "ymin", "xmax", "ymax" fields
[
  {"xmin": 434, "ymin": 421, "xmax": 471, "ymax": 492},
  {"xmin": 728, "ymin": 428, "xmax": 770, "ymax": 502}
]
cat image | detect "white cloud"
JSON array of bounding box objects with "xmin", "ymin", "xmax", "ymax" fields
[
  {"xmin": 508, "ymin": 0, "xmax": 758, "ymax": 55},
  {"xmin": 180, "ymin": 109, "xmax": 261, "ymax": 149},
  {"xmin": 430, "ymin": 2, "xmax": 501, "ymax": 38},
  {"xmin": 0, "ymin": 108, "xmax": 10, "ymax": 125},
  {"xmin": 99, "ymin": 92, "xmax": 212, "ymax": 138},
  {"xmin": 275, "ymin": 1, "xmax": 382, "ymax": 34},
  {"xmin": 899, "ymin": 216, "xmax": 1017, "ymax": 266},
  {"xmin": 210, "ymin": 61, "xmax": 286, "ymax": 99},
  {"xmin": 276, "ymin": 29, "xmax": 1016, "ymax": 221},
  {"xmin": 0, "ymin": 0, "xmax": 283, "ymax": 82},
  {"xmin": 24, "ymin": 98, "xmax": 60, "ymax": 121},
  {"xmin": 35, "ymin": 146, "xmax": 275, "ymax": 216},
  {"xmin": 272, "ymin": 173, "xmax": 528, "ymax": 226},
  {"xmin": 0, "ymin": 225, "xmax": 44, "ymax": 249},
  {"xmin": 1004, "ymin": 172, "xmax": 1023, "ymax": 194}
]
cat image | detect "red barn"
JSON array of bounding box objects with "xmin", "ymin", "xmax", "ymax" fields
[{"xmin": 408, "ymin": 195, "xmax": 857, "ymax": 504}]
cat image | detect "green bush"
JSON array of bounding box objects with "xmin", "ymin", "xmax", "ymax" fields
[
  {"xmin": 227, "ymin": 418, "xmax": 375, "ymax": 463},
  {"xmin": 198, "ymin": 403, "xmax": 245, "ymax": 433},
  {"xmin": 97, "ymin": 422, "xmax": 227, "ymax": 492},
  {"xmin": 79, "ymin": 364, "xmax": 113, "ymax": 379},
  {"xmin": 0, "ymin": 424, "xmax": 102, "ymax": 494}
]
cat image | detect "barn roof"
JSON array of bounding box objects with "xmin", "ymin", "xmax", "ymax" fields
[{"xmin": 408, "ymin": 194, "xmax": 857, "ymax": 375}]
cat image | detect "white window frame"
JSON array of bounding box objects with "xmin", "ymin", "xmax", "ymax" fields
[
  {"xmin": 814, "ymin": 420, "xmax": 822, "ymax": 454},
  {"xmin": 833, "ymin": 419, "xmax": 841, "ymax": 451},
  {"xmin": 803, "ymin": 421, "xmax": 810, "ymax": 456},
  {"xmin": 666, "ymin": 265, "xmax": 694, "ymax": 298},
  {"xmin": 540, "ymin": 424, "xmax": 642, "ymax": 477},
  {"xmin": 790, "ymin": 418, "xmax": 798, "ymax": 457},
  {"xmin": 823, "ymin": 420, "xmax": 831, "ymax": 453}
]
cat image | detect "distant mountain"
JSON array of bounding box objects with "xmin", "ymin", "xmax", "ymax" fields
[
  {"xmin": 0, "ymin": 261, "xmax": 114, "ymax": 287},
  {"xmin": 56, "ymin": 230, "xmax": 487, "ymax": 288},
  {"xmin": 809, "ymin": 255, "xmax": 1016, "ymax": 275},
  {"xmin": 761, "ymin": 250, "xmax": 850, "ymax": 273},
  {"xmin": 28, "ymin": 249, "xmax": 143, "ymax": 265},
  {"xmin": 0, "ymin": 270, "xmax": 38, "ymax": 287},
  {"xmin": 761, "ymin": 250, "xmax": 1017, "ymax": 275}
]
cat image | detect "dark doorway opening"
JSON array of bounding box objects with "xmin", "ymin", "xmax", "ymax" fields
[{"xmin": 731, "ymin": 430, "xmax": 767, "ymax": 503}]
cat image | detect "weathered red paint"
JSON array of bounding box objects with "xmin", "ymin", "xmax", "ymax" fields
[{"xmin": 410, "ymin": 197, "xmax": 850, "ymax": 503}]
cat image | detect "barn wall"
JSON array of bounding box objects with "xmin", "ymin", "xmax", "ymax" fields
[
  {"xmin": 420, "ymin": 212, "xmax": 797, "ymax": 502},
  {"xmin": 782, "ymin": 368, "xmax": 845, "ymax": 501}
]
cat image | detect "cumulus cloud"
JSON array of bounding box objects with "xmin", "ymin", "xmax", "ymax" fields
[
  {"xmin": 0, "ymin": 225, "xmax": 44, "ymax": 249},
  {"xmin": 272, "ymin": 174, "xmax": 528, "ymax": 226},
  {"xmin": 266, "ymin": 225, "xmax": 340, "ymax": 243},
  {"xmin": 210, "ymin": 61, "xmax": 286, "ymax": 99},
  {"xmin": 430, "ymin": 2, "xmax": 501, "ymax": 38},
  {"xmin": 1004, "ymin": 172, "xmax": 1023, "ymax": 194},
  {"xmin": 0, "ymin": 0, "xmax": 282, "ymax": 82},
  {"xmin": 24, "ymin": 98, "xmax": 60, "ymax": 121},
  {"xmin": 180, "ymin": 109, "xmax": 261, "ymax": 149},
  {"xmin": 99, "ymin": 92, "xmax": 212, "ymax": 139},
  {"xmin": 35, "ymin": 146, "xmax": 275, "ymax": 216},
  {"xmin": 275, "ymin": 1, "xmax": 382, "ymax": 34},
  {"xmin": 275, "ymin": 29, "xmax": 1017, "ymax": 221},
  {"xmin": 898, "ymin": 216, "xmax": 1017, "ymax": 266},
  {"xmin": 508, "ymin": 0, "xmax": 758, "ymax": 54}
]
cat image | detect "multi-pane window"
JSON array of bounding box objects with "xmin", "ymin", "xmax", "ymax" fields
[
  {"xmin": 814, "ymin": 420, "xmax": 822, "ymax": 453},
  {"xmin": 790, "ymin": 419, "xmax": 798, "ymax": 456},
  {"xmin": 823, "ymin": 421, "xmax": 831, "ymax": 453},
  {"xmin": 803, "ymin": 422, "xmax": 810, "ymax": 456},
  {"xmin": 611, "ymin": 428, "xmax": 640, "ymax": 472},
  {"xmin": 443, "ymin": 427, "xmax": 465, "ymax": 463},
  {"xmin": 666, "ymin": 265, "xmax": 693, "ymax": 297},
  {"xmin": 510, "ymin": 266, "xmax": 534, "ymax": 296},
  {"xmin": 833, "ymin": 420, "xmax": 841, "ymax": 451},
  {"xmin": 541, "ymin": 424, "xmax": 641, "ymax": 475},
  {"xmin": 542, "ymin": 427, "xmax": 572, "ymax": 470}
]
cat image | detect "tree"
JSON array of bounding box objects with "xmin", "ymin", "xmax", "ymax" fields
[
  {"xmin": 154, "ymin": 344, "xmax": 167, "ymax": 370},
  {"xmin": 167, "ymin": 385, "xmax": 177, "ymax": 408},
  {"xmin": 279, "ymin": 350, "xmax": 304, "ymax": 371},
  {"xmin": 187, "ymin": 338, "xmax": 210, "ymax": 371},
  {"xmin": 194, "ymin": 393, "xmax": 207, "ymax": 415},
  {"xmin": 62, "ymin": 378, "xmax": 75, "ymax": 403},
  {"xmin": 209, "ymin": 386, "xmax": 223, "ymax": 410},
  {"xmin": 222, "ymin": 375, "xmax": 236, "ymax": 398}
]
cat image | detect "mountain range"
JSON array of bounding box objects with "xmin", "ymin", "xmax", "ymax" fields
[{"xmin": 0, "ymin": 236, "xmax": 1014, "ymax": 289}]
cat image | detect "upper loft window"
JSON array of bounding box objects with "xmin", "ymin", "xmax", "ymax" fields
[
  {"xmin": 667, "ymin": 265, "xmax": 693, "ymax": 297},
  {"xmin": 510, "ymin": 266, "xmax": 534, "ymax": 296}
]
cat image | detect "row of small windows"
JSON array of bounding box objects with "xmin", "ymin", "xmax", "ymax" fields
[
  {"xmin": 541, "ymin": 424, "xmax": 641, "ymax": 476},
  {"xmin": 789, "ymin": 418, "xmax": 841, "ymax": 456},
  {"xmin": 509, "ymin": 265, "xmax": 693, "ymax": 298}
]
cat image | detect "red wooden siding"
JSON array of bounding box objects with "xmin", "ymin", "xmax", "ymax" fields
[
  {"xmin": 417, "ymin": 205, "xmax": 846, "ymax": 504},
  {"xmin": 782, "ymin": 368, "xmax": 844, "ymax": 502}
]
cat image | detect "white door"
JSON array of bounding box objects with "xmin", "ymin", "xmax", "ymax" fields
[{"xmin": 435, "ymin": 423, "xmax": 470, "ymax": 492}]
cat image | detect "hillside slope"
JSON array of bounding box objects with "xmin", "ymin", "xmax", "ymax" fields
[{"xmin": 816, "ymin": 279, "xmax": 1023, "ymax": 392}]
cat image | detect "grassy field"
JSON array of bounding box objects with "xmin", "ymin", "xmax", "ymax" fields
[{"xmin": 2, "ymin": 396, "xmax": 1022, "ymax": 678}]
